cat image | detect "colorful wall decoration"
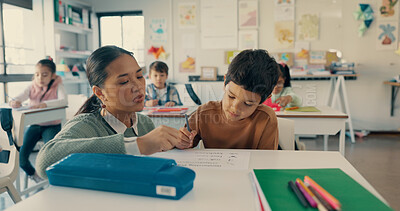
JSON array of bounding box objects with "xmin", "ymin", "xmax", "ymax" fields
[{"xmin": 353, "ymin": 4, "xmax": 374, "ymax": 37}]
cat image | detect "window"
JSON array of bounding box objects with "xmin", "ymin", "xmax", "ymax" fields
[
  {"xmin": 98, "ymin": 11, "xmax": 144, "ymax": 67},
  {"xmin": 0, "ymin": 2, "xmax": 43, "ymax": 103}
]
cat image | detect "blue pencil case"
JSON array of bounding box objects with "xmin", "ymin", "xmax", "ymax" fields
[{"xmin": 46, "ymin": 153, "xmax": 196, "ymax": 200}]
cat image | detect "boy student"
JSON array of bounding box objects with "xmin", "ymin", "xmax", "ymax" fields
[
  {"xmin": 180, "ymin": 49, "xmax": 280, "ymax": 149},
  {"xmin": 145, "ymin": 61, "xmax": 182, "ymax": 107}
]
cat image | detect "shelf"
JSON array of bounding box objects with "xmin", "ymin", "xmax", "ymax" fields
[
  {"xmin": 56, "ymin": 50, "xmax": 91, "ymax": 59},
  {"xmin": 54, "ymin": 22, "xmax": 92, "ymax": 34},
  {"xmin": 63, "ymin": 79, "xmax": 89, "ymax": 84}
]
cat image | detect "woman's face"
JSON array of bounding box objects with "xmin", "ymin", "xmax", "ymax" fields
[
  {"xmin": 272, "ymin": 76, "xmax": 285, "ymax": 95},
  {"xmin": 100, "ymin": 54, "xmax": 145, "ymax": 115}
]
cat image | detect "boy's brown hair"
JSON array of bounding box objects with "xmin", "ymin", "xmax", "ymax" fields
[
  {"xmin": 149, "ymin": 61, "xmax": 168, "ymax": 75},
  {"xmin": 225, "ymin": 49, "xmax": 279, "ymax": 103}
]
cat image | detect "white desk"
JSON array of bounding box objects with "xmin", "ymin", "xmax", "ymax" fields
[
  {"xmin": 11, "ymin": 106, "xmax": 67, "ymax": 195},
  {"xmin": 6, "ymin": 150, "xmax": 387, "ymax": 211},
  {"xmin": 292, "ymin": 74, "xmax": 356, "ymax": 143},
  {"xmin": 140, "ymin": 106, "xmax": 198, "ymax": 129},
  {"xmin": 276, "ymin": 106, "xmax": 348, "ymax": 155},
  {"xmin": 12, "ymin": 106, "xmax": 67, "ymax": 147}
]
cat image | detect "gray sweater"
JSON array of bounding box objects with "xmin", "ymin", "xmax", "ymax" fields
[{"xmin": 36, "ymin": 111, "xmax": 155, "ymax": 178}]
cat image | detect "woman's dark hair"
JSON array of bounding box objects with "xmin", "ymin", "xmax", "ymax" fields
[
  {"xmin": 76, "ymin": 46, "xmax": 134, "ymax": 115},
  {"xmin": 149, "ymin": 61, "xmax": 168, "ymax": 75},
  {"xmin": 37, "ymin": 59, "xmax": 56, "ymax": 74},
  {"xmin": 225, "ymin": 49, "xmax": 279, "ymax": 103},
  {"xmin": 278, "ymin": 63, "xmax": 292, "ymax": 87}
]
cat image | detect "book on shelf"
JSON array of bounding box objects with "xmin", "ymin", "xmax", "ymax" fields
[{"xmin": 251, "ymin": 168, "xmax": 393, "ymax": 211}]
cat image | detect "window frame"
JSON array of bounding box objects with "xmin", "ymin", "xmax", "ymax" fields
[{"xmin": 96, "ymin": 10, "xmax": 143, "ymax": 56}]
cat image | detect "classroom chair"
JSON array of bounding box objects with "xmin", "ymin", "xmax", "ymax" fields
[
  {"xmin": 175, "ymin": 84, "xmax": 202, "ymax": 106},
  {"xmin": 277, "ymin": 117, "xmax": 295, "ymax": 150},
  {"xmin": 0, "ymin": 108, "xmax": 22, "ymax": 203},
  {"xmin": 66, "ymin": 94, "xmax": 88, "ymax": 121}
]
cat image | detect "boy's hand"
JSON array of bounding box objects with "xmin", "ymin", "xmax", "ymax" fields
[
  {"xmin": 275, "ymin": 96, "xmax": 292, "ymax": 107},
  {"xmin": 165, "ymin": 101, "xmax": 176, "ymax": 107},
  {"xmin": 145, "ymin": 99, "xmax": 159, "ymax": 107},
  {"xmin": 176, "ymin": 127, "xmax": 197, "ymax": 149},
  {"xmin": 30, "ymin": 103, "xmax": 47, "ymax": 109},
  {"xmin": 9, "ymin": 100, "xmax": 22, "ymax": 108}
]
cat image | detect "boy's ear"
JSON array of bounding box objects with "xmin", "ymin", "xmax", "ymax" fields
[
  {"xmin": 266, "ymin": 94, "xmax": 272, "ymax": 99},
  {"xmin": 92, "ymin": 85, "xmax": 106, "ymax": 103}
]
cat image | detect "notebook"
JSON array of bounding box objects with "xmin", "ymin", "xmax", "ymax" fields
[
  {"xmin": 251, "ymin": 168, "xmax": 393, "ymax": 211},
  {"xmin": 283, "ymin": 106, "xmax": 320, "ymax": 114}
]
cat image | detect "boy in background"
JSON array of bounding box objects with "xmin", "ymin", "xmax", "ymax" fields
[
  {"xmin": 180, "ymin": 49, "xmax": 280, "ymax": 149},
  {"xmin": 145, "ymin": 61, "xmax": 182, "ymax": 107}
]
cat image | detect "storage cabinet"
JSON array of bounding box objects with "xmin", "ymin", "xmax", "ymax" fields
[{"xmin": 53, "ymin": 0, "xmax": 94, "ymax": 97}]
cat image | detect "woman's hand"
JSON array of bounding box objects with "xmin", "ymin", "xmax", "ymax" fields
[
  {"xmin": 275, "ymin": 96, "xmax": 292, "ymax": 107},
  {"xmin": 9, "ymin": 100, "xmax": 22, "ymax": 108},
  {"xmin": 177, "ymin": 127, "xmax": 197, "ymax": 149},
  {"xmin": 164, "ymin": 101, "xmax": 176, "ymax": 107},
  {"xmin": 136, "ymin": 125, "xmax": 182, "ymax": 155},
  {"xmin": 30, "ymin": 103, "xmax": 47, "ymax": 109},
  {"xmin": 145, "ymin": 99, "xmax": 159, "ymax": 107}
]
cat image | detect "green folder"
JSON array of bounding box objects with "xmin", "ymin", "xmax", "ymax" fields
[{"xmin": 253, "ymin": 168, "xmax": 393, "ymax": 211}]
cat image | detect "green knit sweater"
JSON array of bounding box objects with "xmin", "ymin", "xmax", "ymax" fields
[{"xmin": 35, "ymin": 111, "xmax": 155, "ymax": 178}]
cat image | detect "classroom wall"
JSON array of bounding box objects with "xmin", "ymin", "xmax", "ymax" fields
[{"xmin": 91, "ymin": 0, "xmax": 400, "ymax": 131}]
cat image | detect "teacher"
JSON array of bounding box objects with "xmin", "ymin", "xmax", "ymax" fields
[{"xmin": 36, "ymin": 46, "xmax": 194, "ymax": 178}]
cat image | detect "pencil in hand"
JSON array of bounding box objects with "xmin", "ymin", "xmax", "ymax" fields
[{"xmin": 184, "ymin": 114, "xmax": 191, "ymax": 132}]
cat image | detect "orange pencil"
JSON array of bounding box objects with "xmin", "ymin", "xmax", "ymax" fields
[
  {"xmin": 285, "ymin": 106, "xmax": 299, "ymax": 110},
  {"xmin": 304, "ymin": 176, "xmax": 341, "ymax": 210}
]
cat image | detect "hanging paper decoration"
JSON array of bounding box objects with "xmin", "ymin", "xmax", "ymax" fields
[
  {"xmin": 395, "ymin": 44, "xmax": 400, "ymax": 56},
  {"xmin": 353, "ymin": 4, "xmax": 374, "ymax": 37},
  {"xmin": 147, "ymin": 45, "xmax": 169, "ymax": 60}
]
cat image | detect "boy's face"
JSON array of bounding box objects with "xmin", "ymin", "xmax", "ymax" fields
[
  {"xmin": 272, "ymin": 76, "xmax": 285, "ymax": 95},
  {"xmin": 149, "ymin": 70, "xmax": 168, "ymax": 89},
  {"xmin": 222, "ymin": 81, "xmax": 261, "ymax": 121}
]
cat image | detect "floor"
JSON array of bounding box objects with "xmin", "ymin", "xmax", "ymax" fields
[
  {"xmin": 1, "ymin": 133, "xmax": 399, "ymax": 210},
  {"xmin": 303, "ymin": 133, "xmax": 400, "ymax": 210}
]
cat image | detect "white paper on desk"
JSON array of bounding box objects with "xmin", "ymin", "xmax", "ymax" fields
[
  {"xmin": 0, "ymin": 103, "xmax": 29, "ymax": 110},
  {"xmin": 153, "ymin": 149, "xmax": 250, "ymax": 170}
]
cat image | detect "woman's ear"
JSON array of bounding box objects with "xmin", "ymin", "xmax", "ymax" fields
[{"xmin": 92, "ymin": 86, "xmax": 105, "ymax": 103}]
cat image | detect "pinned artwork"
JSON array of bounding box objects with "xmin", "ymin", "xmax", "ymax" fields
[
  {"xmin": 395, "ymin": 43, "xmax": 400, "ymax": 55},
  {"xmin": 179, "ymin": 56, "xmax": 195, "ymax": 73},
  {"xmin": 294, "ymin": 42, "xmax": 309, "ymax": 67},
  {"xmin": 272, "ymin": 52, "xmax": 294, "ymax": 67},
  {"xmin": 238, "ymin": 1, "xmax": 258, "ymax": 28},
  {"xmin": 309, "ymin": 51, "xmax": 326, "ymax": 64},
  {"xmin": 325, "ymin": 51, "xmax": 339, "ymax": 66},
  {"xmin": 297, "ymin": 13, "xmax": 319, "ymax": 41},
  {"xmin": 353, "ymin": 4, "xmax": 374, "ymax": 37},
  {"xmin": 149, "ymin": 18, "xmax": 167, "ymax": 44},
  {"xmin": 147, "ymin": 46, "xmax": 169, "ymax": 60},
  {"xmin": 225, "ymin": 50, "xmax": 241, "ymax": 64},
  {"xmin": 238, "ymin": 30, "xmax": 258, "ymax": 50},
  {"xmin": 377, "ymin": 21, "xmax": 398, "ymax": 50},
  {"xmin": 179, "ymin": 3, "xmax": 196, "ymax": 28},
  {"xmin": 274, "ymin": 0, "xmax": 295, "ymax": 6},
  {"xmin": 379, "ymin": 0, "xmax": 399, "ymax": 20},
  {"xmin": 274, "ymin": 21, "xmax": 295, "ymax": 49}
]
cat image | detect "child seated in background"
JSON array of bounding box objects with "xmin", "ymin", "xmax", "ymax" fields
[
  {"xmin": 266, "ymin": 63, "xmax": 302, "ymax": 108},
  {"xmin": 180, "ymin": 49, "xmax": 280, "ymax": 150},
  {"xmin": 145, "ymin": 61, "xmax": 182, "ymax": 107},
  {"xmin": 9, "ymin": 59, "xmax": 67, "ymax": 182}
]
